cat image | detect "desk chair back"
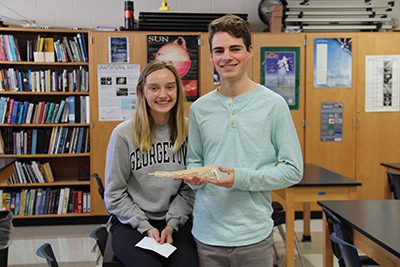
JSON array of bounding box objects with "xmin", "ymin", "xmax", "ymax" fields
[
  {"xmin": 92, "ymin": 173, "xmax": 105, "ymax": 199},
  {"xmin": 387, "ymin": 172, "xmax": 400, "ymax": 199},
  {"xmin": 90, "ymin": 226, "xmax": 108, "ymax": 256},
  {"xmin": 330, "ymin": 233, "xmax": 362, "ymax": 267},
  {"xmin": 322, "ymin": 208, "xmax": 378, "ymax": 267},
  {"xmin": 36, "ymin": 243, "xmax": 59, "ymax": 267},
  {"xmin": 91, "ymin": 226, "xmax": 125, "ymax": 266}
]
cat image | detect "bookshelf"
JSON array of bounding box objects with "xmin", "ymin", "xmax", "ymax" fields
[{"xmin": 0, "ymin": 27, "xmax": 91, "ymax": 218}]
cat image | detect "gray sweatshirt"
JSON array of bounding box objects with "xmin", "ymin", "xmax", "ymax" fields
[{"xmin": 104, "ymin": 119, "xmax": 194, "ymax": 234}]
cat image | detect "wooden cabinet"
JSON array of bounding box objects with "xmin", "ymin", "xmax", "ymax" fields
[
  {"xmin": 305, "ymin": 33, "xmax": 358, "ymax": 180},
  {"xmin": 355, "ymin": 33, "xmax": 400, "ymax": 199},
  {"xmin": 0, "ymin": 28, "xmax": 92, "ymax": 218}
]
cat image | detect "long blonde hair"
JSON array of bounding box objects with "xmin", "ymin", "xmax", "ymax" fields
[{"xmin": 134, "ymin": 60, "xmax": 187, "ymax": 153}]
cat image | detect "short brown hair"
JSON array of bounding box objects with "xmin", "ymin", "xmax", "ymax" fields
[{"xmin": 208, "ymin": 14, "xmax": 252, "ymax": 51}]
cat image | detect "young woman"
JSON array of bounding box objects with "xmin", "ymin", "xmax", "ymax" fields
[{"xmin": 104, "ymin": 60, "xmax": 198, "ymax": 267}]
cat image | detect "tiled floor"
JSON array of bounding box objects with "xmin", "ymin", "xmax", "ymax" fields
[{"xmin": 7, "ymin": 220, "xmax": 339, "ymax": 267}]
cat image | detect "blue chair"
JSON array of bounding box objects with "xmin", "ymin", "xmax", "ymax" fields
[
  {"xmin": 330, "ymin": 233, "xmax": 362, "ymax": 267},
  {"xmin": 36, "ymin": 243, "xmax": 59, "ymax": 267},
  {"xmin": 387, "ymin": 172, "xmax": 400, "ymax": 199},
  {"xmin": 322, "ymin": 208, "xmax": 378, "ymax": 267}
]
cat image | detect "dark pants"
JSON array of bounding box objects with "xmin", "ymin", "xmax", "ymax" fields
[{"xmin": 111, "ymin": 217, "xmax": 198, "ymax": 267}]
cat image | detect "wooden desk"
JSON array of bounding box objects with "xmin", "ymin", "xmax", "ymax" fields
[
  {"xmin": 381, "ymin": 162, "xmax": 400, "ymax": 171},
  {"xmin": 318, "ymin": 200, "xmax": 400, "ymax": 267},
  {"xmin": 272, "ymin": 163, "xmax": 361, "ymax": 267}
]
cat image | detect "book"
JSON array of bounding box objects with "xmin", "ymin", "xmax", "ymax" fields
[
  {"xmin": 31, "ymin": 129, "xmax": 38, "ymax": 154},
  {"xmin": 62, "ymin": 36, "xmax": 74, "ymax": 62},
  {"xmin": 6, "ymin": 98, "xmax": 14, "ymax": 123},
  {"xmin": 54, "ymin": 100, "xmax": 65, "ymax": 123},
  {"xmin": 57, "ymin": 188, "xmax": 65, "ymax": 215},
  {"xmin": 66, "ymin": 96, "xmax": 75, "ymax": 123},
  {"xmin": 42, "ymin": 162, "xmax": 55, "ymax": 182},
  {"xmin": 62, "ymin": 187, "xmax": 70, "ymax": 214},
  {"xmin": 45, "ymin": 102, "xmax": 55, "ymax": 123},
  {"xmin": 76, "ymin": 127, "xmax": 84, "ymax": 153},
  {"xmin": 10, "ymin": 100, "xmax": 18, "ymax": 124}
]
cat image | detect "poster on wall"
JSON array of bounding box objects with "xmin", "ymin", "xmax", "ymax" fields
[
  {"xmin": 365, "ymin": 55, "xmax": 400, "ymax": 112},
  {"xmin": 147, "ymin": 35, "xmax": 199, "ymax": 101},
  {"xmin": 109, "ymin": 37, "xmax": 129, "ymax": 63},
  {"xmin": 314, "ymin": 38, "xmax": 352, "ymax": 88},
  {"xmin": 97, "ymin": 64, "xmax": 140, "ymax": 121},
  {"xmin": 260, "ymin": 47, "xmax": 300, "ymax": 110},
  {"xmin": 320, "ymin": 102, "xmax": 343, "ymax": 142}
]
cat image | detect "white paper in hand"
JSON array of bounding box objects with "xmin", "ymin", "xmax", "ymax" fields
[{"xmin": 135, "ymin": 237, "xmax": 177, "ymax": 258}]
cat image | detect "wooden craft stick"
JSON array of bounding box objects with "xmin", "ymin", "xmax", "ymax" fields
[{"xmin": 149, "ymin": 166, "xmax": 222, "ymax": 181}]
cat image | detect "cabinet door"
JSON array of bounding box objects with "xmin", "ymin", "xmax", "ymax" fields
[
  {"xmin": 252, "ymin": 33, "xmax": 306, "ymax": 155},
  {"xmin": 89, "ymin": 31, "xmax": 147, "ymax": 215},
  {"xmin": 356, "ymin": 33, "xmax": 400, "ymax": 199},
  {"xmin": 305, "ymin": 33, "xmax": 358, "ymax": 179}
]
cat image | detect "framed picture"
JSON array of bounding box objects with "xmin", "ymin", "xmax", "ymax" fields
[
  {"xmin": 260, "ymin": 47, "xmax": 300, "ymax": 109},
  {"xmin": 147, "ymin": 34, "xmax": 199, "ymax": 101},
  {"xmin": 109, "ymin": 37, "xmax": 129, "ymax": 63}
]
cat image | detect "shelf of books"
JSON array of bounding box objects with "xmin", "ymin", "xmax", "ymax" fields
[{"xmin": 0, "ymin": 27, "xmax": 92, "ymax": 218}]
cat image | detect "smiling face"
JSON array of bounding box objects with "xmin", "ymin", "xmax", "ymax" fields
[
  {"xmin": 210, "ymin": 32, "xmax": 253, "ymax": 83},
  {"xmin": 144, "ymin": 68, "xmax": 177, "ymax": 124}
]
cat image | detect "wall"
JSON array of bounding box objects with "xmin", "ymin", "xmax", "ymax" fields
[
  {"xmin": 0, "ymin": 0, "xmax": 265, "ymax": 31},
  {"xmin": 2, "ymin": 0, "xmax": 399, "ymax": 32}
]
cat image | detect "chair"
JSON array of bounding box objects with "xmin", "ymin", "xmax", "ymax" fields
[
  {"xmin": 90, "ymin": 173, "xmax": 112, "ymax": 261},
  {"xmin": 387, "ymin": 172, "xmax": 400, "ymax": 199},
  {"xmin": 89, "ymin": 226, "xmax": 124, "ymax": 267},
  {"xmin": 90, "ymin": 226, "xmax": 108, "ymax": 257},
  {"xmin": 330, "ymin": 233, "xmax": 362, "ymax": 267},
  {"xmin": 322, "ymin": 208, "xmax": 378, "ymax": 267},
  {"xmin": 36, "ymin": 243, "xmax": 59, "ymax": 267},
  {"xmin": 271, "ymin": 201, "xmax": 306, "ymax": 267},
  {"xmin": 92, "ymin": 173, "xmax": 105, "ymax": 199}
]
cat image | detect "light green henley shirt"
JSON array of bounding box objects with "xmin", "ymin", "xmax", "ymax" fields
[{"xmin": 188, "ymin": 84, "xmax": 303, "ymax": 246}]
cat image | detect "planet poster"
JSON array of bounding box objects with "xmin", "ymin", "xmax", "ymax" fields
[{"xmin": 147, "ymin": 34, "xmax": 199, "ymax": 101}]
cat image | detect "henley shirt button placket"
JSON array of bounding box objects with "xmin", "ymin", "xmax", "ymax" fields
[{"xmin": 229, "ymin": 99, "xmax": 237, "ymax": 127}]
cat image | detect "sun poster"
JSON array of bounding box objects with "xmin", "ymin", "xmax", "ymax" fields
[{"xmin": 147, "ymin": 35, "xmax": 199, "ymax": 101}]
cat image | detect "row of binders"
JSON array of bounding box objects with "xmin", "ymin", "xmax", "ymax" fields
[
  {"xmin": 0, "ymin": 96, "xmax": 90, "ymax": 125},
  {"xmin": 0, "ymin": 126, "xmax": 90, "ymax": 155},
  {"xmin": 0, "ymin": 67, "xmax": 89, "ymax": 92},
  {"xmin": 0, "ymin": 188, "xmax": 91, "ymax": 216}
]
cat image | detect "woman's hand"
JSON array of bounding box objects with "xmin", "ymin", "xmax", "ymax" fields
[
  {"xmin": 147, "ymin": 228, "xmax": 161, "ymax": 242},
  {"xmin": 160, "ymin": 225, "xmax": 174, "ymax": 244}
]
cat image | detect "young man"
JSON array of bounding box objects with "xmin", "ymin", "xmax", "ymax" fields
[{"xmin": 186, "ymin": 14, "xmax": 303, "ymax": 266}]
